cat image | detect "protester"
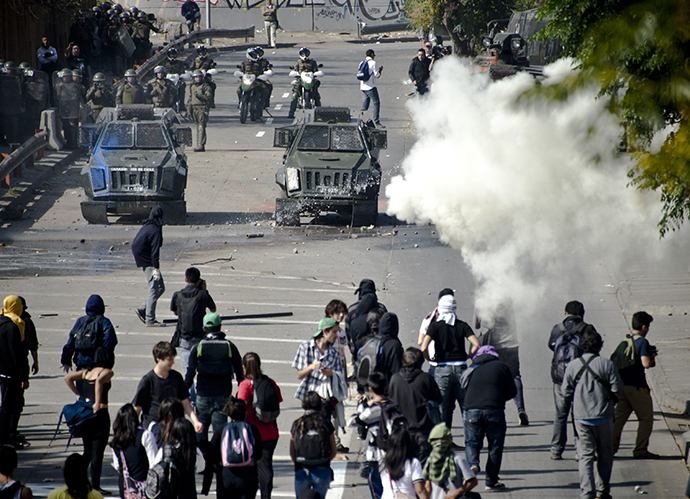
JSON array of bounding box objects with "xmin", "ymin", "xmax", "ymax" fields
[
  {"xmin": 61, "ymin": 295, "xmax": 117, "ymax": 373},
  {"xmin": 562, "ymin": 330, "xmax": 623, "ymax": 499},
  {"xmin": 48, "ymin": 453, "xmax": 103, "ymax": 499},
  {"xmin": 408, "ymin": 48, "xmax": 431, "ymax": 95},
  {"xmin": 293, "ymin": 318, "xmax": 343, "ymax": 401},
  {"xmin": 263, "ymin": 0, "xmax": 279, "ymax": 48},
  {"xmin": 65, "ymin": 43, "xmax": 92, "ymax": 85},
  {"xmin": 424, "ymin": 424, "xmax": 478, "ymax": 499},
  {"xmin": 237, "ymin": 352, "xmax": 283, "ymax": 499},
  {"xmin": 64, "ymin": 347, "xmax": 114, "ymax": 495},
  {"xmin": 417, "ymin": 288, "xmax": 455, "ymax": 378},
  {"xmin": 344, "ymin": 279, "xmax": 387, "ymax": 359},
  {"xmin": 325, "ymin": 300, "xmax": 349, "ymax": 378},
  {"xmin": 548, "ymin": 300, "xmax": 596, "ymax": 460},
  {"xmin": 110, "ymin": 403, "xmax": 158, "ymax": 499},
  {"xmin": 290, "ymin": 392, "xmax": 337, "ymax": 499},
  {"xmin": 379, "ymin": 427, "xmax": 429, "ymax": 499},
  {"xmin": 206, "ymin": 397, "xmax": 263, "ymax": 499},
  {"xmin": 132, "ymin": 341, "xmax": 203, "ymax": 435},
  {"xmin": 0, "ymin": 445, "xmax": 34, "ymax": 498},
  {"xmin": 359, "ymin": 49, "xmax": 384, "ymax": 128},
  {"xmin": 37, "ymin": 37, "xmax": 59, "ymax": 76},
  {"xmin": 463, "ymin": 345, "xmax": 516, "ymax": 491},
  {"xmin": 132, "ymin": 206, "xmax": 165, "ymax": 326},
  {"xmin": 0, "ymin": 296, "xmax": 30, "ymax": 449},
  {"xmin": 421, "ymin": 294, "xmax": 480, "ymax": 430},
  {"xmin": 185, "ymin": 312, "xmax": 244, "ymax": 442},
  {"xmin": 612, "ymin": 311, "xmax": 659, "ymax": 459}
]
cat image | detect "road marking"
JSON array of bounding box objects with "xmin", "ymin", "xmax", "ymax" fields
[
  {"xmin": 275, "ymin": 104, "xmax": 283, "ymax": 110},
  {"xmin": 281, "ymin": 93, "xmax": 289, "ymax": 99},
  {"xmin": 266, "ymin": 118, "xmax": 274, "ymax": 124},
  {"xmin": 256, "ymin": 131, "xmax": 266, "ymax": 138}
]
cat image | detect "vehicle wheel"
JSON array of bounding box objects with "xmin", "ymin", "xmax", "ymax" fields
[
  {"xmin": 81, "ymin": 203, "xmax": 109, "ymax": 224},
  {"xmin": 240, "ymin": 95, "xmax": 249, "ymax": 124},
  {"xmin": 164, "ymin": 202, "xmax": 187, "ymax": 225},
  {"xmin": 351, "ymin": 202, "xmax": 378, "ymax": 227},
  {"xmin": 275, "ymin": 198, "xmax": 300, "ymax": 226},
  {"xmin": 303, "ymin": 90, "xmax": 312, "ymax": 110},
  {"xmin": 250, "ymin": 97, "xmax": 260, "ymax": 122}
]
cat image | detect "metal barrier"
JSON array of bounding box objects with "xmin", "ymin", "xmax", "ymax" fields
[
  {"xmin": 357, "ymin": 22, "xmax": 411, "ymax": 39},
  {"xmin": 137, "ymin": 27, "xmax": 256, "ymax": 79},
  {"xmin": 0, "ymin": 131, "xmax": 48, "ymax": 188}
]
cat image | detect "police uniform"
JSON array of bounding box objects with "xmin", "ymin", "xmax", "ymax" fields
[
  {"xmin": 257, "ymin": 56, "xmax": 274, "ymax": 108},
  {"xmin": 132, "ymin": 20, "xmax": 151, "ymax": 62},
  {"xmin": 164, "ymin": 58, "xmax": 188, "ymax": 112},
  {"xmin": 148, "ymin": 78, "xmax": 175, "ymax": 108},
  {"xmin": 187, "ymin": 80, "xmax": 212, "ymax": 151},
  {"xmin": 116, "ymin": 81, "xmax": 144, "ymax": 104},
  {"xmin": 192, "ymin": 55, "xmax": 215, "ymax": 71},
  {"xmin": 236, "ymin": 58, "xmax": 263, "ymax": 103},
  {"xmin": 55, "ymin": 80, "xmax": 84, "ymax": 149},
  {"xmin": 289, "ymin": 58, "xmax": 321, "ymax": 117},
  {"xmin": 86, "ymin": 83, "xmax": 115, "ymax": 121}
]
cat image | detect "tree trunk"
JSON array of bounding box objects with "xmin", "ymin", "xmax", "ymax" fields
[{"xmin": 443, "ymin": 2, "xmax": 470, "ymax": 56}]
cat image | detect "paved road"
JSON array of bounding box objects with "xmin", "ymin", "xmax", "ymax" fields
[{"xmin": 1, "ymin": 33, "xmax": 689, "ymax": 498}]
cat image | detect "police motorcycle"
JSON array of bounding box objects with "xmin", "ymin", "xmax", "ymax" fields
[
  {"xmin": 289, "ymin": 65, "xmax": 323, "ymax": 111},
  {"xmin": 234, "ymin": 64, "xmax": 273, "ymax": 124}
]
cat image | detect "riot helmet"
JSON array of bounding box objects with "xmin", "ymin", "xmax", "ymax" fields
[
  {"xmin": 167, "ymin": 48, "xmax": 179, "ymax": 59},
  {"xmin": 154, "ymin": 66, "xmax": 166, "ymax": 78},
  {"xmin": 19, "ymin": 62, "xmax": 31, "ymax": 70},
  {"xmin": 119, "ymin": 12, "xmax": 130, "ymax": 20},
  {"xmin": 59, "ymin": 69, "xmax": 72, "ymax": 79},
  {"xmin": 137, "ymin": 11, "xmax": 147, "ymax": 20},
  {"xmin": 254, "ymin": 46, "xmax": 264, "ymax": 58},
  {"xmin": 101, "ymin": 2, "xmax": 113, "ymax": 10},
  {"xmin": 93, "ymin": 72, "xmax": 106, "ymax": 82},
  {"xmin": 192, "ymin": 69, "xmax": 204, "ymax": 82},
  {"xmin": 112, "ymin": 3, "xmax": 123, "ymax": 12},
  {"xmin": 129, "ymin": 6, "xmax": 139, "ymax": 14},
  {"xmin": 124, "ymin": 68, "xmax": 137, "ymax": 83},
  {"xmin": 72, "ymin": 69, "xmax": 82, "ymax": 81},
  {"xmin": 197, "ymin": 45, "xmax": 208, "ymax": 57},
  {"xmin": 299, "ymin": 47, "xmax": 310, "ymax": 60},
  {"xmin": 148, "ymin": 13, "xmax": 156, "ymax": 21},
  {"xmin": 246, "ymin": 48, "xmax": 257, "ymax": 60}
]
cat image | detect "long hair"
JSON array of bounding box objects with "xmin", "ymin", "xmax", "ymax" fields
[
  {"xmin": 242, "ymin": 352, "xmax": 263, "ymax": 380},
  {"xmin": 383, "ymin": 427, "xmax": 416, "ymax": 481},
  {"xmin": 157, "ymin": 397, "xmax": 184, "ymax": 446},
  {"xmin": 168, "ymin": 418, "xmax": 197, "ymax": 470},
  {"xmin": 110, "ymin": 403, "xmax": 139, "ymax": 450},
  {"xmin": 64, "ymin": 453, "xmax": 92, "ymax": 499},
  {"xmin": 291, "ymin": 391, "xmax": 327, "ymax": 441}
]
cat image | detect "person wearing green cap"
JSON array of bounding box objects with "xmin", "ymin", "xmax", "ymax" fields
[
  {"xmin": 292, "ymin": 318, "xmax": 343, "ymax": 405},
  {"xmin": 185, "ymin": 312, "xmax": 244, "ymax": 442},
  {"xmin": 424, "ymin": 423, "xmax": 479, "ymax": 499}
]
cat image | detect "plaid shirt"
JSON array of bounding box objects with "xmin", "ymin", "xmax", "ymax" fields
[{"xmin": 292, "ymin": 339, "xmax": 343, "ymax": 401}]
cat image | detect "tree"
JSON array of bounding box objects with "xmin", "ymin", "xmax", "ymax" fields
[
  {"xmin": 403, "ymin": 0, "xmax": 515, "ymax": 55},
  {"xmin": 537, "ymin": 0, "xmax": 690, "ymax": 235}
]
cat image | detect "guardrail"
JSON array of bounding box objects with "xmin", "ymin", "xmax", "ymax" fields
[
  {"xmin": 137, "ymin": 26, "xmax": 256, "ymax": 79},
  {"xmin": 0, "ymin": 131, "xmax": 48, "ymax": 188},
  {"xmin": 357, "ymin": 22, "xmax": 411, "ymax": 39}
]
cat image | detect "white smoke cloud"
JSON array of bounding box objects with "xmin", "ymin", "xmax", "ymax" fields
[{"xmin": 386, "ymin": 57, "xmax": 672, "ymax": 320}]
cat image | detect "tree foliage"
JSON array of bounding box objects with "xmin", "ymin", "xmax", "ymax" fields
[{"xmin": 537, "ymin": 0, "xmax": 690, "ymax": 235}]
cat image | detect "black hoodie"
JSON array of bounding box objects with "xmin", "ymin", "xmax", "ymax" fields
[
  {"xmin": 389, "ymin": 366, "xmax": 442, "ymax": 434},
  {"xmin": 131, "ymin": 206, "xmax": 163, "ymax": 268},
  {"xmin": 345, "ymin": 279, "xmax": 387, "ymax": 354},
  {"xmin": 377, "ymin": 313, "xmax": 403, "ymax": 382},
  {"xmin": 464, "ymin": 354, "xmax": 516, "ymax": 411}
]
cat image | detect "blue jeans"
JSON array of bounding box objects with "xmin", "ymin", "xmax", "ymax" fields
[
  {"xmin": 195, "ymin": 394, "xmax": 229, "ymax": 442},
  {"xmin": 295, "ymin": 465, "xmax": 332, "ymax": 499},
  {"xmin": 464, "ymin": 409, "xmax": 506, "ymax": 486},
  {"xmin": 367, "ymin": 464, "xmax": 383, "ymax": 499},
  {"xmin": 361, "ymin": 87, "xmax": 381, "ymax": 123},
  {"xmin": 140, "ymin": 266, "xmax": 165, "ymax": 323},
  {"xmin": 433, "ymin": 363, "xmax": 467, "ymax": 429},
  {"xmin": 178, "ymin": 338, "xmax": 198, "ymax": 406}
]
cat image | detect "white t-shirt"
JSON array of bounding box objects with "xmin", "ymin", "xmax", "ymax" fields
[
  {"xmin": 360, "ymin": 58, "xmax": 381, "ymax": 91},
  {"xmin": 428, "ymin": 454, "xmax": 477, "ymax": 499},
  {"xmin": 380, "ymin": 458, "xmax": 425, "ymax": 499}
]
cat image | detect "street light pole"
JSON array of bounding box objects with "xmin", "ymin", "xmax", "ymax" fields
[{"xmin": 206, "ymin": 0, "xmax": 212, "ymax": 45}]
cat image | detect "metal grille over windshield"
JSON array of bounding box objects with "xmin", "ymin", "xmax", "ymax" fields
[
  {"xmin": 330, "ymin": 126, "xmax": 363, "ymax": 152},
  {"xmin": 136, "ymin": 124, "xmax": 168, "ymax": 148},
  {"xmin": 297, "ymin": 126, "xmax": 329, "ymax": 151},
  {"xmin": 101, "ymin": 123, "xmax": 134, "ymax": 148}
]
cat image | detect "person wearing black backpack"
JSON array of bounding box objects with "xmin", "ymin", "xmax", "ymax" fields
[
  {"xmin": 547, "ymin": 300, "xmax": 597, "ymax": 461},
  {"xmin": 61, "ymin": 295, "xmax": 118, "ymax": 373},
  {"xmin": 343, "ymin": 279, "xmax": 387, "ymax": 360},
  {"xmin": 290, "ymin": 392, "xmax": 337, "ymax": 499},
  {"xmin": 0, "ymin": 445, "xmax": 33, "ymax": 499},
  {"xmin": 237, "ymin": 352, "xmax": 282, "ymax": 499}
]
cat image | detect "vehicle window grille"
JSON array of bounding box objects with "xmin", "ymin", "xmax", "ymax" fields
[
  {"xmin": 315, "ymin": 172, "xmax": 321, "ymax": 186},
  {"xmin": 334, "ymin": 173, "xmax": 340, "ymax": 186},
  {"xmin": 324, "ymin": 175, "xmax": 331, "ymax": 186},
  {"xmin": 306, "ymin": 171, "xmax": 312, "ymax": 190},
  {"xmin": 342, "ymin": 173, "xmax": 349, "ymax": 185}
]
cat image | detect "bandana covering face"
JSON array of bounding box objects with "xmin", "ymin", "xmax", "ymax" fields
[
  {"xmin": 437, "ymin": 294, "xmax": 457, "ymax": 326},
  {"xmin": 2, "ymin": 295, "xmax": 25, "ymax": 341},
  {"xmin": 423, "ymin": 423, "xmax": 458, "ymax": 485}
]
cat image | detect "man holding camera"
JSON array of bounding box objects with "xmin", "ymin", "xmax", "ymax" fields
[{"xmin": 611, "ymin": 311, "xmax": 659, "ymax": 459}]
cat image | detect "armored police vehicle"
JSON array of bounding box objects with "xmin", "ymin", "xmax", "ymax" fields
[
  {"xmin": 78, "ymin": 105, "xmax": 192, "ymax": 224},
  {"xmin": 273, "ymin": 107, "xmax": 387, "ymax": 226}
]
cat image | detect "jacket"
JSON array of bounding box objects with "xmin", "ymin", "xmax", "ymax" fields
[
  {"xmin": 61, "ymin": 295, "xmax": 118, "ymax": 370},
  {"xmin": 188, "ymin": 82, "xmax": 211, "ymax": 108},
  {"xmin": 116, "ymin": 82, "xmax": 145, "ymax": 105},
  {"xmin": 345, "ymin": 279, "xmax": 387, "ymax": 355},
  {"xmin": 131, "ymin": 217, "xmax": 163, "ymax": 268},
  {"xmin": 408, "ymin": 56, "xmax": 431, "ymax": 85},
  {"xmin": 170, "ymin": 285, "xmax": 216, "ymax": 340},
  {"xmin": 464, "ymin": 354, "xmax": 516, "ymax": 411},
  {"xmin": 388, "ymin": 367, "xmax": 442, "ymax": 434},
  {"xmin": 562, "ymin": 353, "xmax": 623, "ymax": 421},
  {"xmin": 263, "ymin": 2, "xmax": 278, "ymax": 22},
  {"xmin": 377, "ymin": 313, "xmax": 404, "ymax": 382},
  {"xmin": 548, "ymin": 315, "xmax": 596, "ymax": 352},
  {"xmin": 184, "ymin": 331, "xmax": 244, "ymax": 397},
  {"xmin": 0, "ymin": 316, "xmax": 29, "ymax": 381}
]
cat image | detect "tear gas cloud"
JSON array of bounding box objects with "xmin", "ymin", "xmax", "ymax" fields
[{"xmin": 386, "ymin": 58, "xmax": 678, "ymax": 324}]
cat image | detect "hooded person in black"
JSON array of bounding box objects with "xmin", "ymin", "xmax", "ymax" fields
[
  {"xmin": 344, "ymin": 279, "xmax": 387, "ymax": 359},
  {"xmin": 61, "ymin": 295, "xmax": 118, "ymax": 371},
  {"xmin": 388, "ymin": 347, "xmax": 442, "ymax": 465},
  {"xmin": 376, "ymin": 313, "xmax": 404, "ymax": 383},
  {"xmin": 131, "ymin": 206, "xmax": 166, "ymax": 326}
]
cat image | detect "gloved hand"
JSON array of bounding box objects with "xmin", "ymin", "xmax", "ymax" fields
[{"xmin": 152, "ymin": 268, "xmax": 162, "ymax": 281}]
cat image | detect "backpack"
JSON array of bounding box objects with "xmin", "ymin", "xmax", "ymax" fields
[
  {"xmin": 195, "ymin": 339, "xmax": 234, "ymax": 377},
  {"xmin": 376, "ymin": 401, "xmax": 408, "ymax": 451},
  {"xmin": 610, "ymin": 334, "xmax": 640, "ymax": 371},
  {"xmin": 253, "ymin": 376, "xmax": 281, "ymax": 423},
  {"xmin": 51, "ymin": 396, "xmax": 98, "ymax": 451},
  {"xmin": 0, "ymin": 481, "xmax": 23, "ymax": 499},
  {"xmin": 460, "ymin": 364, "xmax": 479, "ymax": 390},
  {"xmin": 73, "ymin": 315, "xmax": 102, "ymax": 353},
  {"xmin": 356, "ymin": 59, "xmax": 370, "ymax": 81},
  {"xmin": 550, "ymin": 322, "xmax": 586, "ymax": 384},
  {"xmin": 293, "ymin": 417, "xmax": 331, "ymax": 466},
  {"xmin": 221, "ymin": 421, "xmax": 255, "ymax": 467},
  {"xmin": 145, "ymin": 444, "xmax": 179, "ymax": 499},
  {"xmin": 355, "ymin": 335, "xmax": 385, "ymax": 386}
]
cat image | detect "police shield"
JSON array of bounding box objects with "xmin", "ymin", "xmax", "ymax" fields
[
  {"xmin": 55, "ymin": 81, "xmax": 84, "ymax": 120},
  {"xmin": 0, "ymin": 73, "xmax": 25, "ymax": 116},
  {"xmin": 23, "ymin": 70, "xmax": 49, "ymax": 112},
  {"xmin": 117, "ymin": 25, "xmax": 136, "ymax": 58}
]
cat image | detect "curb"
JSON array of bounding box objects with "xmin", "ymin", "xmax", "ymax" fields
[{"xmin": 0, "ymin": 149, "xmax": 81, "ymax": 221}]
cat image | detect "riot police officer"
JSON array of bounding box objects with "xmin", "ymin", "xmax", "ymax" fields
[
  {"xmin": 86, "ymin": 72, "xmax": 114, "ymax": 121},
  {"xmin": 55, "ymin": 69, "xmax": 84, "ymax": 149},
  {"xmin": 147, "ymin": 66, "xmax": 175, "ymax": 108},
  {"xmin": 21, "ymin": 63, "xmax": 49, "ymax": 137},
  {"xmin": 187, "ymin": 69, "xmax": 212, "ymax": 152},
  {"xmin": 236, "ymin": 48, "xmax": 263, "ymax": 106},
  {"xmin": 255, "ymin": 46, "xmax": 273, "ymax": 109},
  {"xmin": 116, "ymin": 68, "xmax": 144, "ymax": 104},
  {"xmin": 164, "ymin": 48, "xmax": 187, "ymax": 112},
  {"xmin": 192, "ymin": 45, "xmax": 215, "ymax": 71},
  {"xmin": 0, "ymin": 62, "xmax": 25, "ymax": 144},
  {"xmin": 288, "ymin": 47, "xmax": 322, "ymax": 119}
]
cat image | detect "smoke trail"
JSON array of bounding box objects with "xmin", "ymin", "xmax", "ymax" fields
[{"xmin": 386, "ymin": 57, "xmax": 671, "ymax": 319}]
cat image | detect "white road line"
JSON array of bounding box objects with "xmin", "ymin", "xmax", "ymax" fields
[
  {"xmin": 275, "ymin": 104, "xmax": 283, "ymax": 110},
  {"xmin": 281, "ymin": 93, "xmax": 289, "ymax": 98},
  {"xmin": 256, "ymin": 131, "xmax": 266, "ymax": 138},
  {"xmin": 266, "ymin": 118, "xmax": 274, "ymax": 124}
]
